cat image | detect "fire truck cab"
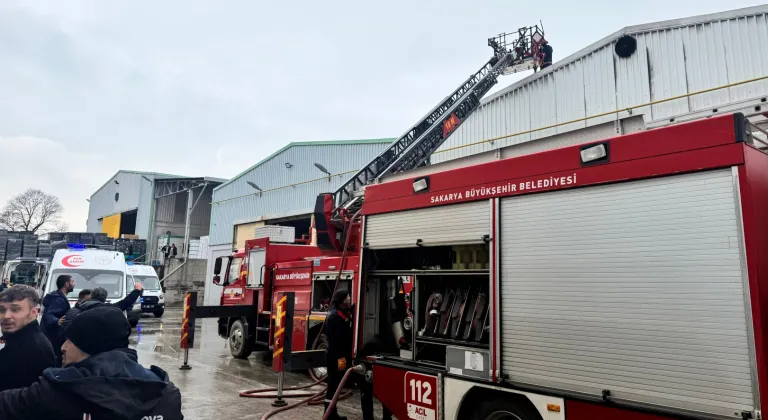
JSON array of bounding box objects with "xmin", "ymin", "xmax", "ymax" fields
[
  {"xmin": 355, "ymin": 113, "xmax": 768, "ymax": 420},
  {"xmin": 213, "ymin": 236, "xmax": 359, "ymax": 378}
]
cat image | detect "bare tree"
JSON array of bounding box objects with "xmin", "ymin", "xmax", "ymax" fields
[{"xmin": 0, "ymin": 189, "xmax": 64, "ymax": 234}]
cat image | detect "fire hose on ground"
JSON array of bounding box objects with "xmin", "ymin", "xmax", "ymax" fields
[
  {"xmin": 242, "ymin": 209, "xmax": 364, "ymax": 420},
  {"xmin": 240, "ymin": 377, "xmax": 353, "ymax": 420}
]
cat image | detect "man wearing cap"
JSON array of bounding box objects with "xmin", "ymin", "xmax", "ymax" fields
[
  {"xmin": 59, "ymin": 283, "xmax": 143, "ymax": 337},
  {"xmin": 0, "ymin": 305, "xmax": 183, "ymax": 419},
  {"xmin": 324, "ymin": 289, "xmax": 386, "ymax": 420}
]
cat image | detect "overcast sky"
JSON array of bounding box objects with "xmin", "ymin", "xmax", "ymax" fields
[{"xmin": 0, "ymin": 0, "xmax": 763, "ymax": 230}]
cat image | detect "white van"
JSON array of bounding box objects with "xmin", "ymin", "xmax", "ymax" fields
[
  {"xmin": 126, "ymin": 263, "xmax": 165, "ymax": 317},
  {"xmin": 2, "ymin": 257, "xmax": 49, "ymax": 291},
  {"xmin": 40, "ymin": 246, "xmax": 141, "ymax": 327}
]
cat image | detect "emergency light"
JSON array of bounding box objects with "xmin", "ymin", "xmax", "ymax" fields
[
  {"xmin": 126, "ymin": 262, "xmax": 134, "ymax": 266},
  {"xmin": 67, "ymin": 243, "xmax": 86, "ymax": 250},
  {"xmin": 413, "ymin": 177, "xmax": 430, "ymax": 193},
  {"xmin": 580, "ymin": 143, "xmax": 609, "ymax": 164}
]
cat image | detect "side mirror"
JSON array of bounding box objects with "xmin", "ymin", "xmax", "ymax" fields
[
  {"xmin": 213, "ymin": 275, "xmax": 221, "ymax": 285},
  {"xmin": 213, "ymin": 257, "xmax": 222, "ymax": 275}
]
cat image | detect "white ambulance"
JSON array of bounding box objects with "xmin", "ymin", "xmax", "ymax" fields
[
  {"xmin": 126, "ymin": 263, "xmax": 165, "ymax": 318},
  {"xmin": 40, "ymin": 245, "xmax": 141, "ymax": 327}
]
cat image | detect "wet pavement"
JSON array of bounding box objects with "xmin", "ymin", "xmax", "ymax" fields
[{"xmin": 129, "ymin": 306, "xmax": 379, "ymax": 420}]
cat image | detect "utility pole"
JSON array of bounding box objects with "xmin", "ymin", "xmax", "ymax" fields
[{"xmin": 184, "ymin": 188, "xmax": 193, "ymax": 259}]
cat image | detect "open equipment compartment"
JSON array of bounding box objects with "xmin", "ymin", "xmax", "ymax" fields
[
  {"xmin": 361, "ymin": 244, "xmax": 491, "ymax": 368},
  {"xmin": 311, "ymin": 271, "xmax": 352, "ymax": 311}
]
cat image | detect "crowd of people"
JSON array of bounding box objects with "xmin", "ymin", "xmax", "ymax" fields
[{"xmin": 0, "ymin": 276, "xmax": 184, "ymax": 419}]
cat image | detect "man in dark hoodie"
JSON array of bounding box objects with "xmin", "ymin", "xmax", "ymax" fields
[
  {"xmin": 59, "ymin": 283, "xmax": 142, "ymax": 336},
  {"xmin": 0, "ymin": 285, "xmax": 55, "ymax": 391},
  {"xmin": 0, "ymin": 305, "xmax": 183, "ymax": 419},
  {"xmin": 42, "ymin": 274, "xmax": 74, "ymax": 365},
  {"xmin": 57, "ymin": 289, "xmax": 90, "ymax": 333}
]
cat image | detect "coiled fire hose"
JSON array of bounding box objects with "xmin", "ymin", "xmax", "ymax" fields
[
  {"xmin": 239, "ymin": 378, "xmax": 353, "ymax": 420},
  {"xmin": 241, "ymin": 208, "xmax": 363, "ymax": 420}
]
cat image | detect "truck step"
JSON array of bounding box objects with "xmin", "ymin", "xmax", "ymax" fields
[{"xmin": 256, "ymin": 327, "xmax": 269, "ymax": 332}]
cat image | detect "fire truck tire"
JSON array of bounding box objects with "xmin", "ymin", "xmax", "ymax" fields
[
  {"xmin": 472, "ymin": 397, "xmax": 542, "ymax": 420},
  {"xmin": 308, "ymin": 334, "xmax": 328, "ymax": 382},
  {"xmin": 229, "ymin": 319, "xmax": 253, "ymax": 359}
]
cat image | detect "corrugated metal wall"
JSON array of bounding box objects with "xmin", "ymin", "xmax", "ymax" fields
[
  {"xmin": 209, "ymin": 142, "xmax": 390, "ymax": 245},
  {"xmin": 87, "ymin": 172, "xmax": 152, "ymax": 235},
  {"xmin": 155, "ymin": 185, "xmax": 213, "ymax": 226},
  {"xmin": 433, "ymin": 7, "xmax": 768, "ymax": 164}
]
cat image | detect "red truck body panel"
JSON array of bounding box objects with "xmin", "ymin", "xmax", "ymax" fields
[{"xmin": 361, "ymin": 114, "xmax": 767, "ymax": 419}]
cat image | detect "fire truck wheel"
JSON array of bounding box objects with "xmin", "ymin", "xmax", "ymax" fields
[
  {"xmin": 308, "ymin": 334, "xmax": 328, "ymax": 382},
  {"xmin": 229, "ymin": 319, "xmax": 253, "ymax": 359},
  {"xmin": 472, "ymin": 397, "xmax": 542, "ymax": 420}
]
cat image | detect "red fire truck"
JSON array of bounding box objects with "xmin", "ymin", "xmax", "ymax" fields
[
  {"xmin": 353, "ymin": 113, "xmax": 768, "ymax": 420},
  {"xmin": 204, "ymin": 28, "xmax": 544, "ymax": 378},
  {"xmin": 210, "ymin": 237, "xmax": 356, "ymax": 378}
]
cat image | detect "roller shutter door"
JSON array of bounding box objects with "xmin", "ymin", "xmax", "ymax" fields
[
  {"xmin": 500, "ymin": 169, "xmax": 755, "ymax": 418},
  {"xmin": 365, "ymin": 200, "xmax": 489, "ymax": 249}
]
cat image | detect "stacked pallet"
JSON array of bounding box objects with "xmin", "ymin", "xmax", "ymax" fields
[
  {"xmin": 0, "ymin": 230, "xmax": 7, "ymax": 260},
  {"xmin": 21, "ymin": 234, "xmax": 39, "ymax": 258},
  {"xmin": 5, "ymin": 238, "xmax": 22, "ymax": 260},
  {"xmin": 37, "ymin": 240, "xmax": 53, "ymax": 258},
  {"xmin": 63, "ymin": 232, "xmax": 81, "ymax": 244},
  {"xmin": 80, "ymin": 232, "xmax": 95, "ymax": 245}
]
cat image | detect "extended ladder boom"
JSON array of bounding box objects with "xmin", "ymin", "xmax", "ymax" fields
[
  {"xmin": 314, "ymin": 27, "xmax": 545, "ymax": 251},
  {"xmin": 333, "ymin": 51, "xmax": 510, "ymax": 213}
]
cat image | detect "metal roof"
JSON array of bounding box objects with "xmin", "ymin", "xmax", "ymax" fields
[
  {"xmin": 214, "ymin": 138, "xmax": 395, "ymax": 192},
  {"xmin": 483, "ymin": 4, "xmax": 768, "ymax": 105},
  {"xmin": 432, "ymin": 4, "xmax": 768, "ymax": 165},
  {"xmin": 89, "ymin": 170, "xmax": 182, "ymax": 199}
]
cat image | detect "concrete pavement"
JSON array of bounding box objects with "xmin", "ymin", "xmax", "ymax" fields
[{"xmin": 129, "ymin": 306, "xmax": 379, "ymax": 420}]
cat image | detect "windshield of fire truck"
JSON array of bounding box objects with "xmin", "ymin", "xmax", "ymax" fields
[{"xmin": 227, "ymin": 258, "xmax": 242, "ymax": 283}]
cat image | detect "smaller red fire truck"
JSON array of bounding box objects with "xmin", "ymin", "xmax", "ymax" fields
[{"xmin": 208, "ymin": 236, "xmax": 360, "ymax": 378}]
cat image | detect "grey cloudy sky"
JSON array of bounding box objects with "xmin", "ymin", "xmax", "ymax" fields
[{"xmin": 0, "ymin": 0, "xmax": 762, "ymax": 230}]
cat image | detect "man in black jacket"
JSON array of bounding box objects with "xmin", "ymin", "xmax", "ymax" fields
[
  {"xmin": 59, "ymin": 283, "xmax": 142, "ymax": 336},
  {"xmin": 539, "ymin": 38, "xmax": 553, "ymax": 69},
  {"xmin": 324, "ymin": 289, "xmax": 383, "ymax": 420},
  {"xmin": 42, "ymin": 274, "xmax": 74, "ymax": 365},
  {"xmin": 57, "ymin": 289, "xmax": 90, "ymax": 333},
  {"xmin": 0, "ymin": 285, "xmax": 55, "ymax": 391},
  {"xmin": 0, "ymin": 305, "xmax": 184, "ymax": 419}
]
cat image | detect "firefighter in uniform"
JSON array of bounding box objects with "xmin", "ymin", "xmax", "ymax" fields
[{"xmin": 323, "ymin": 290, "xmax": 389, "ymax": 420}]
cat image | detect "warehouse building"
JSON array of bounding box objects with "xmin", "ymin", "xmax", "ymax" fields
[
  {"xmin": 388, "ymin": 5, "xmax": 768, "ymax": 182},
  {"xmin": 204, "ymin": 138, "xmax": 393, "ymax": 304},
  {"xmin": 86, "ymin": 171, "xmax": 225, "ymax": 261}
]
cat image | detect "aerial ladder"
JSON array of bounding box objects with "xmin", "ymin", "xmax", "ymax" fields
[{"xmin": 315, "ymin": 26, "xmax": 547, "ymax": 251}]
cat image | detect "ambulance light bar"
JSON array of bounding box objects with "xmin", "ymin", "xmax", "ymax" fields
[{"xmin": 67, "ymin": 243, "xmax": 86, "ymax": 250}]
